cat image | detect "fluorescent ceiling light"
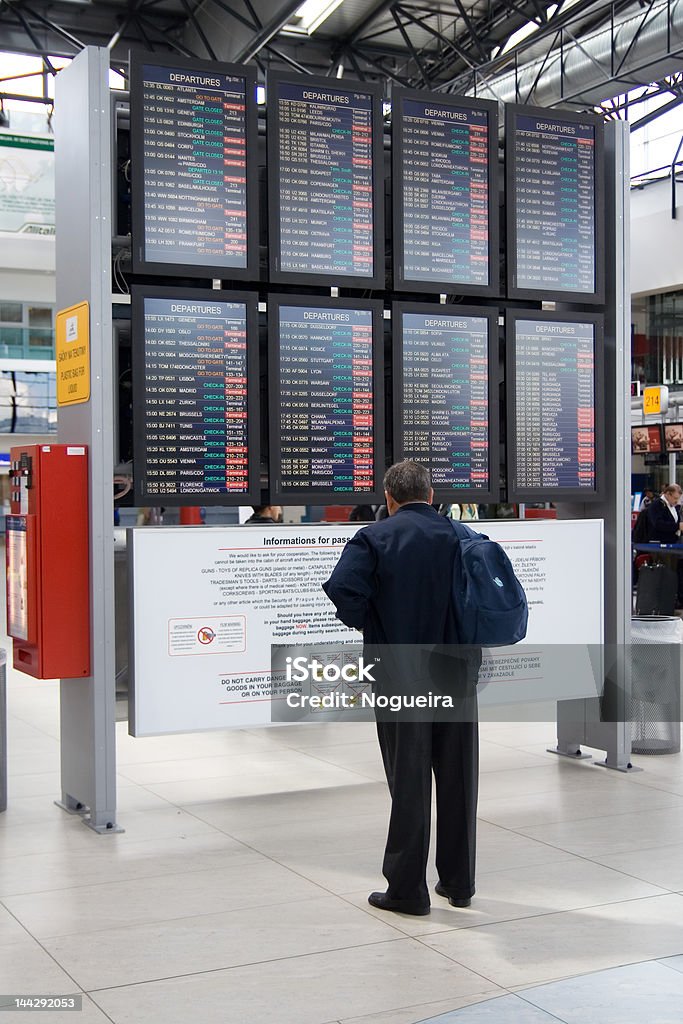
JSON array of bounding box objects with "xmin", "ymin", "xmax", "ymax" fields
[
  {"xmin": 500, "ymin": 1, "xmax": 566, "ymax": 56},
  {"xmin": 501, "ymin": 19, "xmax": 539, "ymax": 55},
  {"xmin": 285, "ymin": 0, "xmax": 345, "ymax": 35}
]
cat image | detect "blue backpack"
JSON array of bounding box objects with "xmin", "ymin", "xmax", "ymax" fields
[{"xmin": 448, "ymin": 520, "xmax": 528, "ymax": 646}]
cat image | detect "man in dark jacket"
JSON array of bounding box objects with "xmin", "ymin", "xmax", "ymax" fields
[
  {"xmin": 322, "ymin": 461, "xmax": 479, "ymax": 917},
  {"xmin": 646, "ymin": 484, "xmax": 683, "ymax": 605},
  {"xmin": 646, "ymin": 485, "xmax": 682, "ymax": 542},
  {"xmin": 244, "ymin": 504, "xmax": 282, "ymax": 525}
]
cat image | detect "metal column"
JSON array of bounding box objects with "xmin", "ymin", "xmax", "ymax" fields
[
  {"xmin": 0, "ymin": 650, "xmax": 6, "ymax": 813},
  {"xmin": 555, "ymin": 119, "xmax": 634, "ymax": 771},
  {"xmin": 55, "ymin": 48, "xmax": 121, "ymax": 830}
]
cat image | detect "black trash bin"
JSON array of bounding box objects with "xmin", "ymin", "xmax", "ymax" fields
[{"xmin": 630, "ymin": 616, "xmax": 682, "ymax": 755}]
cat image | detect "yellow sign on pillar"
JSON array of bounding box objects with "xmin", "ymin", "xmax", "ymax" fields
[
  {"xmin": 643, "ymin": 385, "xmax": 669, "ymax": 416},
  {"xmin": 56, "ymin": 301, "xmax": 90, "ymax": 406}
]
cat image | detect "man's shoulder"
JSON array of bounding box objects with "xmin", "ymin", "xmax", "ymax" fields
[{"xmin": 362, "ymin": 507, "xmax": 450, "ymax": 540}]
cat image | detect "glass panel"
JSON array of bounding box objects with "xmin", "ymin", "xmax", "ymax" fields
[
  {"xmin": 27, "ymin": 307, "xmax": 52, "ymax": 328},
  {"xmin": 0, "ymin": 371, "xmax": 57, "ymax": 433},
  {"xmin": 0, "ymin": 327, "xmax": 23, "ymax": 352},
  {"xmin": 0, "ymin": 303, "xmax": 22, "ymax": 323},
  {"xmin": 28, "ymin": 328, "xmax": 54, "ymax": 349}
]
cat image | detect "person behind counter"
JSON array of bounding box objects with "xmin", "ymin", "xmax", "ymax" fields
[
  {"xmin": 349, "ymin": 505, "xmax": 376, "ymax": 523},
  {"xmin": 646, "ymin": 484, "xmax": 682, "ymax": 543},
  {"xmin": 646, "ymin": 484, "xmax": 683, "ymax": 607},
  {"xmin": 245, "ymin": 505, "xmax": 283, "ymax": 525}
]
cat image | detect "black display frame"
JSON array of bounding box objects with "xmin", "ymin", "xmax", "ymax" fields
[
  {"xmin": 392, "ymin": 301, "xmax": 500, "ymax": 502},
  {"xmin": 131, "ymin": 285, "xmax": 260, "ymax": 506},
  {"xmin": 130, "ymin": 54, "xmax": 260, "ymax": 281},
  {"xmin": 631, "ymin": 423, "xmax": 664, "ymax": 455},
  {"xmin": 268, "ymin": 295, "xmax": 385, "ymax": 504},
  {"xmin": 267, "ymin": 72, "xmax": 385, "ymax": 289},
  {"xmin": 392, "ymin": 89, "xmax": 500, "ymax": 297},
  {"xmin": 506, "ymin": 308, "xmax": 605, "ymax": 502},
  {"xmin": 505, "ymin": 104, "xmax": 605, "ymax": 304}
]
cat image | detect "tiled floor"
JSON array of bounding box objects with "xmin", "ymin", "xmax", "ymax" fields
[
  {"xmin": 2, "ymin": 664, "xmax": 683, "ymax": 1023},
  {"xmin": 421, "ymin": 960, "xmax": 683, "ymax": 1023}
]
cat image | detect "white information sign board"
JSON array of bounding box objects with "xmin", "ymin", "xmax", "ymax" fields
[
  {"xmin": 0, "ymin": 132, "xmax": 55, "ymax": 235},
  {"xmin": 129, "ymin": 519, "xmax": 604, "ymax": 736}
]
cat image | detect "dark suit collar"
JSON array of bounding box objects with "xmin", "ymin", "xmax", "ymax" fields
[{"xmin": 395, "ymin": 502, "xmax": 438, "ymax": 517}]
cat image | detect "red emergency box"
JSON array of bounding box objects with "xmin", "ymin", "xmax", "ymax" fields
[{"xmin": 6, "ymin": 444, "xmax": 90, "ymax": 678}]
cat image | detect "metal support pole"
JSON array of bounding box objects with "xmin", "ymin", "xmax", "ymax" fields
[
  {"xmin": 553, "ymin": 120, "xmax": 636, "ymax": 770},
  {"xmin": 55, "ymin": 48, "xmax": 122, "ymax": 832},
  {"xmin": 0, "ymin": 650, "xmax": 6, "ymax": 813}
]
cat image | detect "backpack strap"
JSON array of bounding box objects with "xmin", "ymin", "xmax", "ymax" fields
[{"xmin": 448, "ymin": 519, "xmax": 488, "ymax": 542}]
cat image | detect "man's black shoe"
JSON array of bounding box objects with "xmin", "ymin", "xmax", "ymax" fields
[
  {"xmin": 368, "ymin": 891, "xmax": 430, "ymax": 916},
  {"xmin": 435, "ymin": 881, "xmax": 472, "ymax": 908}
]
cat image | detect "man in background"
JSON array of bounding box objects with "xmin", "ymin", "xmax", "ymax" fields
[
  {"xmin": 646, "ymin": 483, "xmax": 683, "ymax": 607},
  {"xmin": 646, "ymin": 484, "xmax": 682, "ymax": 543},
  {"xmin": 245, "ymin": 504, "xmax": 283, "ymax": 525},
  {"xmin": 323, "ymin": 461, "xmax": 479, "ymax": 917}
]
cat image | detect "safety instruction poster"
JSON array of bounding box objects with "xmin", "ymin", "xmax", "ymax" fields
[
  {"xmin": 129, "ymin": 519, "xmax": 604, "ymax": 736},
  {"xmin": 56, "ymin": 301, "xmax": 90, "ymax": 406}
]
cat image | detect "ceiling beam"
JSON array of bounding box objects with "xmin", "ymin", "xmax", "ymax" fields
[
  {"xmin": 233, "ymin": 0, "xmax": 304, "ymax": 63},
  {"xmin": 180, "ymin": 0, "xmax": 217, "ymax": 59},
  {"xmin": 390, "ymin": 6, "xmax": 431, "ymax": 87}
]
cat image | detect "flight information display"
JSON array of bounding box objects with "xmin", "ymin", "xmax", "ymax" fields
[
  {"xmin": 268, "ymin": 74, "xmax": 383, "ymax": 287},
  {"xmin": 394, "ymin": 304, "xmax": 497, "ymax": 499},
  {"xmin": 393, "ymin": 91, "xmax": 498, "ymax": 294},
  {"xmin": 508, "ymin": 314, "xmax": 602, "ymax": 499},
  {"xmin": 506, "ymin": 105, "xmax": 603, "ymax": 302},
  {"xmin": 131, "ymin": 57, "xmax": 258, "ymax": 278},
  {"xmin": 132, "ymin": 289, "xmax": 258, "ymax": 505},
  {"xmin": 269, "ymin": 300, "xmax": 383, "ymax": 502}
]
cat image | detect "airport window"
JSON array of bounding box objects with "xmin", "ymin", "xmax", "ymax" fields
[
  {"xmin": 0, "ymin": 370, "xmax": 57, "ymax": 433},
  {"xmin": 0, "ymin": 302, "xmax": 22, "ymax": 323},
  {"xmin": 632, "ymin": 290, "xmax": 683, "ymax": 390}
]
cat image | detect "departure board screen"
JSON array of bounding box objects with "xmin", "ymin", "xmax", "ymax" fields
[
  {"xmin": 393, "ymin": 91, "xmax": 498, "ymax": 294},
  {"xmin": 506, "ymin": 105, "xmax": 603, "ymax": 302},
  {"xmin": 131, "ymin": 57, "xmax": 258, "ymax": 278},
  {"xmin": 269, "ymin": 299, "xmax": 383, "ymax": 503},
  {"xmin": 132, "ymin": 289, "xmax": 258, "ymax": 505},
  {"xmin": 394, "ymin": 304, "xmax": 498, "ymax": 500},
  {"xmin": 508, "ymin": 314, "xmax": 603, "ymax": 500},
  {"xmin": 268, "ymin": 74, "xmax": 383, "ymax": 287}
]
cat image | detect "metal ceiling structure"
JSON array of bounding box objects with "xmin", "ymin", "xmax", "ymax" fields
[{"xmin": 1, "ymin": 0, "xmax": 683, "ymax": 122}]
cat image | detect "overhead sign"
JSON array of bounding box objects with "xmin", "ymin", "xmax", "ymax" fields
[
  {"xmin": 643, "ymin": 385, "xmax": 668, "ymax": 416},
  {"xmin": 56, "ymin": 301, "xmax": 90, "ymax": 406}
]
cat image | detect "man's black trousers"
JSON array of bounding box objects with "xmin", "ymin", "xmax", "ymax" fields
[{"xmin": 375, "ymin": 719, "xmax": 478, "ymax": 905}]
